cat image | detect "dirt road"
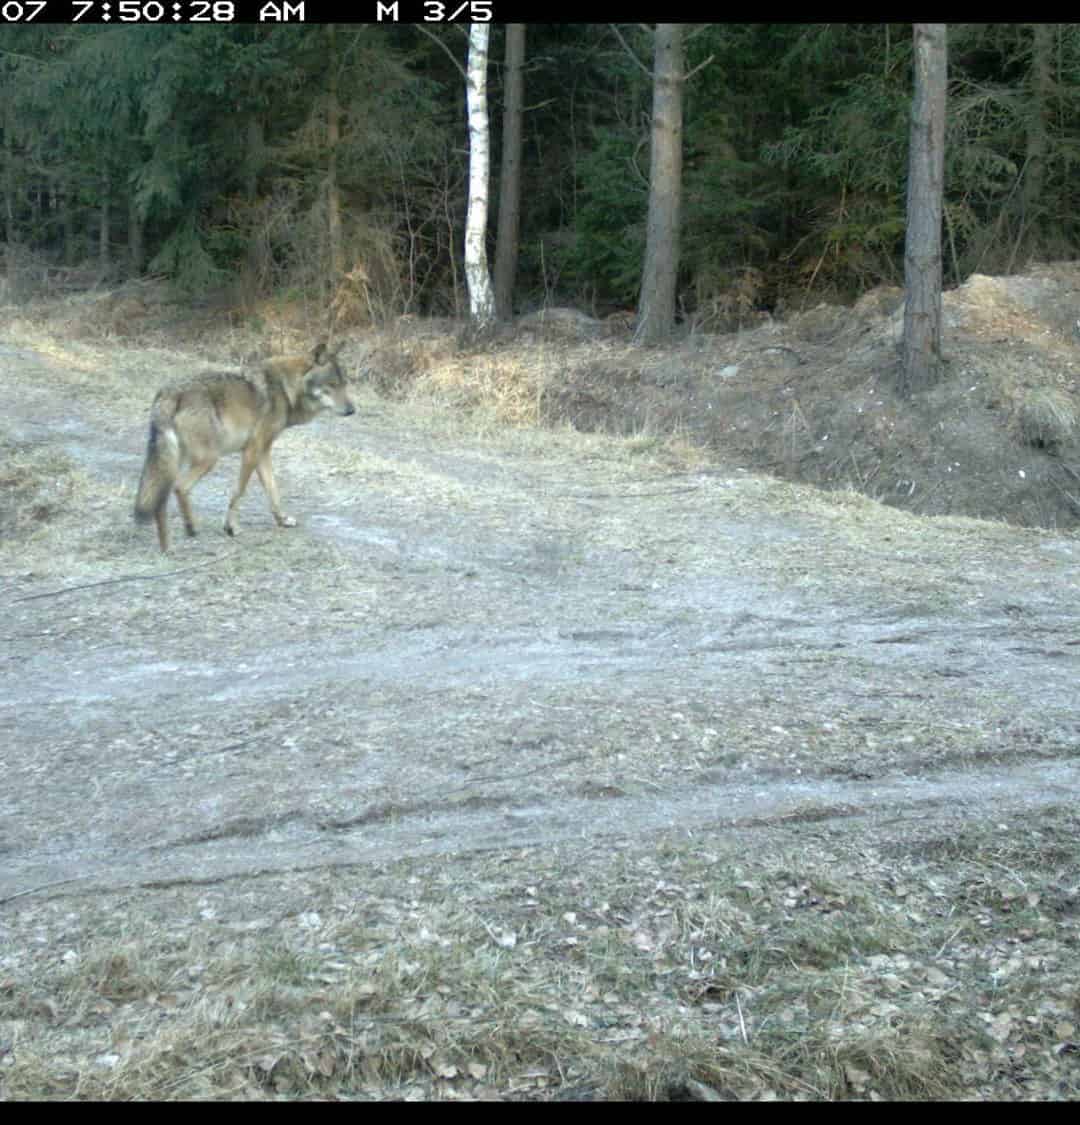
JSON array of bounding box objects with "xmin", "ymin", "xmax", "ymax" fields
[{"xmin": 3, "ymin": 339, "xmax": 1078, "ymax": 901}]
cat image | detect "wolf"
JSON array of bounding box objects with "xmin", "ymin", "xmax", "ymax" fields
[{"xmin": 134, "ymin": 340, "xmax": 355, "ymax": 552}]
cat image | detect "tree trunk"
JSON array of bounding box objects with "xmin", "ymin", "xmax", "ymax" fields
[
  {"xmin": 899, "ymin": 23, "xmax": 947, "ymax": 397},
  {"xmin": 1020, "ymin": 23, "xmax": 1053, "ymax": 259},
  {"xmin": 326, "ymin": 24, "xmax": 344, "ymax": 291},
  {"xmin": 245, "ymin": 115, "xmax": 264, "ymax": 203},
  {"xmin": 60, "ymin": 177, "xmax": 75, "ymax": 266},
  {"xmin": 2, "ymin": 103, "xmax": 17, "ymax": 295},
  {"xmin": 128, "ymin": 189, "xmax": 144, "ymax": 276},
  {"xmin": 464, "ymin": 23, "xmax": 496, "ymax": 330},
  {"xmin": 635, "ymin": 25, "xmax": 684, "ymax": 345},
  {"xmin": 494, "ymin": 24, "xmax": 525, "ymax": 322},
  {"xmin": 3, "ymin": 101, "xmax": 17, "ymax": 247},
  {"xmin": 99, "ymin": 167, "xmax": 110, "ymax": 275}
]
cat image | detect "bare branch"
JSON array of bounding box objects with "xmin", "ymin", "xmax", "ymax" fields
[
  {"xmin": 415, "ymin": 24, "xmax": 467, "ymax": 82},
  {"xmin": 9, "ymin": 548, "xmax": 240, "ymax": 604},
  {"xmin": 684, "ymin": 54, "xmax": 715, "ymax": 83},
  {"xmin": 630, "ymin": 136, "xmax": 650, "ymax": 189},
  {"xmin": 0, "ymin": 876, "xmax": 89, "ymax": 905},
  {"xmin": 610, "ymin": 24, "xmax": 652, "ymax": 80}
]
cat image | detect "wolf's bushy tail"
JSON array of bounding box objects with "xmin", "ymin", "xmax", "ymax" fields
[{"xmin": 133, "ymin": 416, "xmax": 180, "ymax": 524}]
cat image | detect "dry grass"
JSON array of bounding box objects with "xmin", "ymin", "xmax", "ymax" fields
[
  {"xmin": 412, "ymin": 351, "xmax": 548, "ymax": 428},
  {"xmin": 1010, "ymin": 385, "xmax": 1079, "ymax": 451},
  {"xmin": 0, "ymin": 444, "xmax": 103, "ymax": 545},
  {"xmin": 3, "ymin": 805, "xmax": 1078, "ymax": 1100}
]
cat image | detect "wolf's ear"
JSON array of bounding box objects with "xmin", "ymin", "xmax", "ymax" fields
[{"xmin": 312, "ymin": 339, "xmax": 330, "ymax": 365}]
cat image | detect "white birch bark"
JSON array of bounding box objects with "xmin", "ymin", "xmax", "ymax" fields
[{"xmin": 465, "ymin": 24, "xmax": 496, "ymax": 328}]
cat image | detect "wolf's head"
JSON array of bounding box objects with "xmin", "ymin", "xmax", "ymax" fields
[{"xmin": 305, "ymin": 341, "xmax": 356, "ymax": 417}]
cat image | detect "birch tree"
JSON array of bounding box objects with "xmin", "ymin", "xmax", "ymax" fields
[{"xmin": 464, "ymin": 23, "xmax": 496, "ymax": 329}]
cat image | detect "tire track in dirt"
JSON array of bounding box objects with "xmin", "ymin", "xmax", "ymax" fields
[{"xmin": 3, "ymin": 755, "xmax": 1079, "ymax": 898}]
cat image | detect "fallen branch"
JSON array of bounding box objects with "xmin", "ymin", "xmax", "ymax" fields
[
  {"xmin": 0, "ymin": 875, "xmax": 89, "ymax": 905},
  {"xmin": 9, "ymin": 547, "xmax": 240, "ymax": 604}
]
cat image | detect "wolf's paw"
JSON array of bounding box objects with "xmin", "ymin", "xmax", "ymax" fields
[{"xmin": 279, "ymin": 515, "xmax": 298, "ymax": 529}]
